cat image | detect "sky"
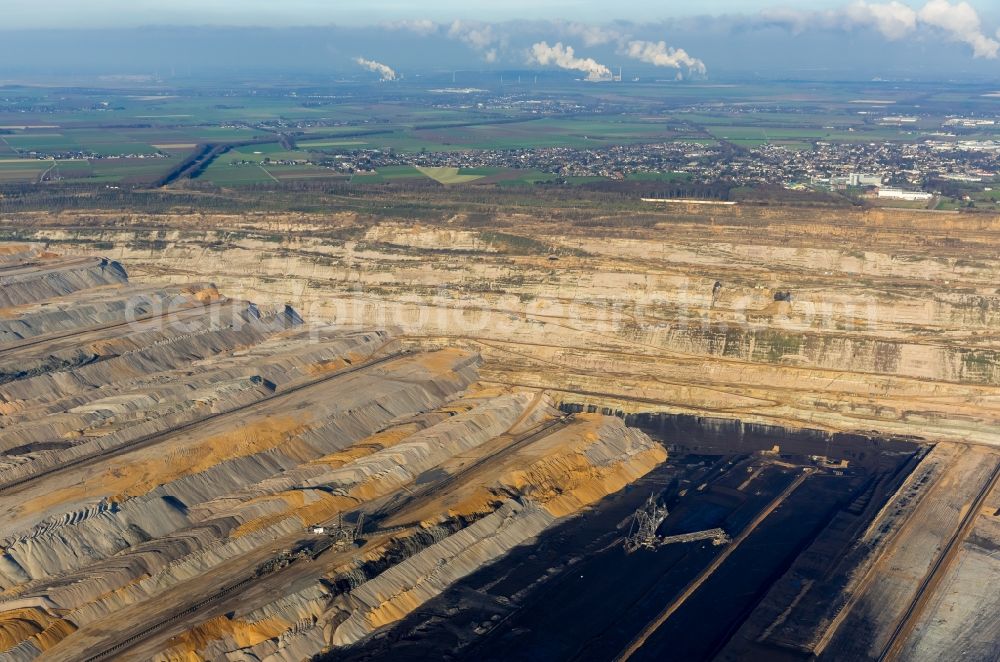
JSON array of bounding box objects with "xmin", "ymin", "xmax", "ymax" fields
[
  {"xmin": 1, "ymin": 0, "xmax": 996, "ymax": 28},
  {"xmin": 2, "ymin": 1, "xmax": 999, "ymax": 80},
  {"xmin": 10, "ymin": 1, "xmax": 771, "ymax": 27}
]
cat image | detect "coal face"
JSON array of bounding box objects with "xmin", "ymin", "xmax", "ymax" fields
[
  {"xmin": 561, "ymin": 404, "xmax": 923, "ymax": 471},
  {"xmin": 323, "ymin": 412, "xmax": 922, "ymax": 662}
]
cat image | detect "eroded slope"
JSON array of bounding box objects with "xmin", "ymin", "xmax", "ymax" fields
[{"xmin": 0, "ymin": 248, "xmax": 667, "ymax": 661}]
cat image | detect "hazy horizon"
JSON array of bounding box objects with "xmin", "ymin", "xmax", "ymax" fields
[{"xmin": 2, "ymin": 3, "xmax": 1000, "ymax": 81}]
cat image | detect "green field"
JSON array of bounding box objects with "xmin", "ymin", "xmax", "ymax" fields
[
  {"xmin": 0, "ymin": 159, "xmax": 52, "ymax": 182},
  {"xmin": 0, "ymin": 78, "xmax": 995, "ymax": 188},
  {"xmin": 296, "ymin": 139, "xmax": 369, "ymax": 148},
  {"xmin": 198, "ymin": 144, "xmax": 345, "ymax": 185},
  {"xmin": 706, "ymin": 125, "xmax": 907, "ymax": 145},
  {"xmin": 86, "ymin": 158, "xmax": 176, "ymax": 183},
  {"xmin": 3, "ymin": 133, "xmax": 79, "ymax": 152},
  {"xmin": 353, "ymin": 165, "xmax": 425, "ymax": 183},
  {"xmin": 414, "ymin": 166, "xmax": 484, "ymax": 184},
  {"xmin": 393, "ymin": 117, "xmax": 683, "ymax": 151},
  {"xmin": 218, "ymin": 145, "xmax": 305, "ymax": 162},
  {"xmin": 199, "ymin": 164, "xmax": 278, "ymax": 185}
]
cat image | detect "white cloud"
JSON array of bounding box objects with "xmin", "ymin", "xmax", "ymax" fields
[
  {"xmin": 756, "ymin": 7, "xmax": 814, "ymax": 34},
  {"xmin": 756, "ymin": 1, "xmax": 997, "ymax": 59},
  {"xmin": 448, "ymin": 20, "xmax": 503, "ymax": 61},
  {"xmin": 918, "ymin": 0, "xmax": 999, "ymax": 58},
  {"xmin": 845, "ymin": 2, "xmax": 918, "ymax": 40},
  {"xmin": 758, "ymin": 2, "xmax": 917, "ymax": 40},
  {"xmin": 562, "ymin": 22, "xmax": 629, "ymax": 47},
  {"xmin": 381, "ymin": 19, "xmax": 439, "ymax": 36}
]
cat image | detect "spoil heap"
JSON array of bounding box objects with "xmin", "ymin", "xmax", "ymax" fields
[{"xmin": 0, "ymin": 246, "xmax": 666, "ymax": 661}]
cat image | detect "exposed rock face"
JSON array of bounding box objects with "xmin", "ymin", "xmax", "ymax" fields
[
  {"xmin": 1, "ymin": 199, "xmax": 993, "ymax": 661},
  {"xmin": 146, "ymin": 414, "xmax": 665, "ymax": 661},
  {"xmin": 0, "ymin": 246, "xmax": 666, "ymax": 661},
  {"xmin": 0, "ymin": 256, "xmax": 126, "ymax": 308},
  {"xmin": 6, "ymin": 206, "xmax": 998, "ymax": 446},
  {"xmin": 323, "ymin": 415, "xmax": 666, "ymax": 648}
]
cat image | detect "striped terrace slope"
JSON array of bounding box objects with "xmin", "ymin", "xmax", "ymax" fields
[
  {"xmin": 25, "ymin": 209, "xmax": 1000, "ymax": 447},
  {"xmin": 0, "ymin": 255, "xmax": 128, "ymax": 308},
  {"xmin": 0, "ymin": 247, "xmax": 667, "ymax": 662}
]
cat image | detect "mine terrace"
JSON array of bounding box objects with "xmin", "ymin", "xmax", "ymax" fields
[{"xmin": 0, "ymin": 29, "xmax": 999, "ymax": 662}]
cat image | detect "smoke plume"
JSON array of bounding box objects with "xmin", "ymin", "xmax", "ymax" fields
[
  {"xmin": 529, "ymin": 41, "xmax": 611, "ymax": 81},
  {"xmin": 354, "ymin": 57, "xmax": 397, "ymax": 81},
  {"xmin": 624, "ymin": 40, "xmax": 707, "ymax": 77}
]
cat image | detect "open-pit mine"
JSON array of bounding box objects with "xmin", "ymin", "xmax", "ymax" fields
[{"xmin": 1, "ymin": 201, "xmax": 999, "ymax": 661}]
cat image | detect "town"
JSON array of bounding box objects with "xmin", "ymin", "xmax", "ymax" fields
[{"xmin": 289, "ymin": 135, "xmax": 1000, "ymax": 202}]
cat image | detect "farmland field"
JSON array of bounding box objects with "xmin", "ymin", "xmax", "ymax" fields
[
  {"xmin": 414, "ymin": 166, "xmax": 484, "ymax": 184},
  {"xmin": 3, "ymin": 133, "xmax": 79, "ymax": 153},
  {"xmin": 0, "ymin": 160, "xmax": 51, "ymax": 182},
  {"xmin": 85, "ymin": 158, "xmax": 176, "ymax": 184},
  {"xmin": 352, "ymin": 165, "xmax": 424, "ymax": 183},
  {"xmin": 198, "ymin": 164, "xmax": 279, "ymax": 185},
  {"xmin": 198, "ymin": 144, "xmax": 346, "ymax": 185},
  {"xmin": 296, "ymin": 139, "xmax": 369, "ymax": 148},
  {"xmin": 0, "ymin": 77, "xmax": 995, "ymax": 196}
]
